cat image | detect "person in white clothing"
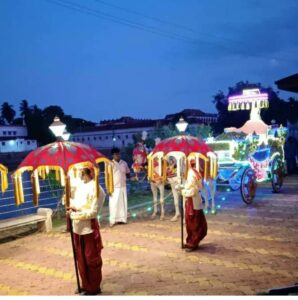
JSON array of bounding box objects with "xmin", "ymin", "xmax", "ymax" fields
[
  {"xmin": 109, "ymin": 148, "xmax": 130, "ymax": 227},
  {"xmin": 180, "ymin": 160, "xmax": 208, "ymax": 252},
  {"xmin": 68, "ymin": 168, "xmax": 106, "ymax": 295}
]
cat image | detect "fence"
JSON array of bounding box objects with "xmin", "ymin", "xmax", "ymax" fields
[{"xmin": 0, "ymin": 172, "xmax": 151, "ymax": 221}]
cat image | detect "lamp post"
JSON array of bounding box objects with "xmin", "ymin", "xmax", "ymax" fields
[
  {"xmin": 175, "ymin": 117, "xmax": 188, "ymax": 133},
  {"xmin": 175, "ymin": 116, "xmax": 188, "ymax": 249}
]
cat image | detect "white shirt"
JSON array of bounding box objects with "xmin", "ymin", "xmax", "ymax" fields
[
  {"xmin": 112, "ymin": 159, "xmax": 130, "ymax": 188},
  {"xmin": 70, "ymin": 179, "xmax": 106, "ymax": 235},
  {"xmin": 181, "ymin": 168, "xmax": 203, "ymax": 210}
]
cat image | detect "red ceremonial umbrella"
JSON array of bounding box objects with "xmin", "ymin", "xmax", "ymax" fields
[
  {"xmin": 13, "ymin": 141, "xmax": 113, "ymax": 207},
  {"xmin": 18, "ymin": 141, "xmax": 106, "ymax": 172},
  {"xmin": 151, "ymin": 135, "xmax": 212, "ymax": 156},
  {"xmin": 148, "ymin": 135, "xmax": 216, "ymax": 182}
]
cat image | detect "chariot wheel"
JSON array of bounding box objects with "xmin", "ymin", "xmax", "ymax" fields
[
  {"xmin": 271, "ymin": 156, "xmax": 284, "ymax": 193},
  {"xmin": 240, "ymin": 167, "xmax": 257, "ymax": 204}
]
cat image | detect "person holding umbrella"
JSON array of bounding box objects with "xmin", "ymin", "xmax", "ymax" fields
[
  {"xmin": 68, "ymin": 167, "xmax": 106, "ymax": 295},
  {"xmin": 180, "ymin": 159, "xmax": 208, "ymax": 252}
]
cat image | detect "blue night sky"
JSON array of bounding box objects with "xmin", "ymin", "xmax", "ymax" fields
[{"xmin": 0, "ymin": 0, "xmax": 297, "ymax": 122}]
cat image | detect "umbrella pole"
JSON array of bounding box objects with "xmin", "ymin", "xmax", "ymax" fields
[
  {"xmin": 180, "ymin": 195, "xmax": 184, "ymax": 249},
  {"xmin": 69, "ymin": 217, "xmax": 82, "ymax": 294}
]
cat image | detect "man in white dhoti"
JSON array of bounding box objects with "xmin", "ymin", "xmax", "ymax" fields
[{"xmin": 109, "ymin": 148, "xmax": 130, "ymax": 227}]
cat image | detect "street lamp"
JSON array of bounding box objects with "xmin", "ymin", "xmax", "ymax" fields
[
  {"xmin": 175, "ymin": 117, "xmax": 188, "ymax": 133},
  {"xmin": 49, "ymin": 116, "xmax": 66, "ymax": 138},
  {"xmin": 49, "ymin": 116, "xmax": 71, "ymax": 142}
]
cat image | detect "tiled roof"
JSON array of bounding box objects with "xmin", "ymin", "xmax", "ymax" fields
[{"xmin": 72, "ymin": 109, "xmax": 217, "ymax": 134}]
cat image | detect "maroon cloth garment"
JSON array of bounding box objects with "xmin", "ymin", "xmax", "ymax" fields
[
  {"xmin": 73, "ymin": 219, "xmax": 103, "ymax": 294},
  {"xmin": 185, "ymin": 197, "xmax": 207, "ymax": 248}
]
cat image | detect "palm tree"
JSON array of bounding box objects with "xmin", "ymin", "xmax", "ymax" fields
[
  {"xmin": 19, "ymin": 99, "xmax": 30, "ymax": 117},
  {"xmin": 31, "ymin": 105, "xmax": 42, "ymax": 115},
  {"xmin": 1, "ymin": 102, "xmax": 16, "ymax": 124}
]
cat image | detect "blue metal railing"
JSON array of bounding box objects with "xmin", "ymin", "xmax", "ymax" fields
[{"xmin": 0, "ymin": 172, "xmax": 150, "ymax": 221}]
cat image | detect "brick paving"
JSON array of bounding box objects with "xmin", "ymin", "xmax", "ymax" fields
[{"xmin": 0, "ymin": 175, "xmax": 297, "ymax": 295}]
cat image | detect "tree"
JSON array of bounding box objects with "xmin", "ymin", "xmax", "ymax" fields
[
  {"xmin": 25, "ymin": 104, "xmax": 45, "ymax": 144},
  {"xmin": 42, "ymin": 105, "xmax": 64, "ymax": 121},
  {"xmin": 1, "ymin": 102, "xmax": 16, "ymax": 124},
  {"xmin": 190, "ymin": 124, "xmax": 213, "ymax": 139},
  {"xmin": 260, "ymin": 87, "xmax": 289, "ymax": 126},
  {"xmin": 19, "ymin": 99, "xmax": 31, "ymax": 117},
  {"xmin": 284, "ymin": 97, "xmax": 298, "ymax": 124}
]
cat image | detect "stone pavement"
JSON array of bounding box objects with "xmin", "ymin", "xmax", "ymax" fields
[{"xmin": 0, "ymin": 175, "xmax": 297, "ymax": 295}]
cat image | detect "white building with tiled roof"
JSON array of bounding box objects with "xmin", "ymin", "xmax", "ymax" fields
[{"xmin": 70, "ymin": 109, "xmax": 217, "ymax": 150}]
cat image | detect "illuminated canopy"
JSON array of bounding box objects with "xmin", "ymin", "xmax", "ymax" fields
[{"xmin": 228, "ymin": 89, "xmax": 269, "ymax": 111}]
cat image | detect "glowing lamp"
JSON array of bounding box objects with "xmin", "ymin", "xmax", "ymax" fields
[
  {"xmin": 49, "ymin": 116, "xmax": 66, "ymax": 137},
  {"xmin": 175, "ymin": 117, "xmax": 188, "ymax": 133}
]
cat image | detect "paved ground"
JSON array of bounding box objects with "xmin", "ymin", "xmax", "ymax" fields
[{"xmin": 0, "ymin": 175, "xmax": 297, "ymax": 295}]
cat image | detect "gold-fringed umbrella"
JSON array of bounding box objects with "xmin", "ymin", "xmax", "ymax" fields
[
  {"xmin": 12, "ymin": 141, "xmax": 114, "ymax": 207},
  {"xmin": 0, "ymin": 164, "xmax": 9, "ymax": 193},
  {"xmin": 147, "ymin": 135, "xmax": 218, "ymax": 183}
]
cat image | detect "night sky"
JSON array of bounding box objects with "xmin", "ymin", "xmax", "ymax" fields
[{"xmin": 1, "ymin": 0, "xmax": 297, "ymax": 122}]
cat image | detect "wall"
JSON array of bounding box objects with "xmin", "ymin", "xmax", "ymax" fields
[
  {"xmin": 71, "ymin": 126, "xmax": 154, "ymax": 149},
  {"xmin": 0, "ymin": 139, "xmax": 37, "ymax": 153},
  {"xmin": 0, "ymin": 126, "xmax": 27, "ymax": 137}
]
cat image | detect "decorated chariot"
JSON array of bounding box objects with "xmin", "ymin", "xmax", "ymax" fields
[{"xmin": 206, "ymin": 89, "xmax": 287, "ymax": 204}]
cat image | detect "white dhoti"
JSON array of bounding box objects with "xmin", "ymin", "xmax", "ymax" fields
[{"xmin": 109, "ymin": 186, "xmax": 128, "ymax": 224}]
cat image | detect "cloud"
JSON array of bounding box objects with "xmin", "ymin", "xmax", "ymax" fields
[{"xmin": 165, "ymin": 0, "xmax": 298, "ymax": 64}]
